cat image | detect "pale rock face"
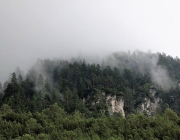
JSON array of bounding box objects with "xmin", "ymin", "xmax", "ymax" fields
[
  {"xmin": 83, "ymin": 93, "xmax": 125, "ymax": 116},
  {"xmin": 106, "ymin": 95, "xmax": 125, "ymax": 117},
  {"xmin": 83, "ymin": 89, "xmax": 161, "ymax": 117},
  {"xmin": 83, "ymin": 98, "xmax": 86, "ymax": 104},
  {"xmin": 140, "ymin": 89, "xmax": 161, "ymax": 115}
]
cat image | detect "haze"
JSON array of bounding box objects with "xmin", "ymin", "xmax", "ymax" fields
[{"xmin": 1, "ymin": 0, "xmax": 180, "ymax": 83}]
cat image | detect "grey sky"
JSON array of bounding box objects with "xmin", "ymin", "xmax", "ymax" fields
[{"xmin": 0, "ymin": 0, "xmax": 180, "ymax": 83}]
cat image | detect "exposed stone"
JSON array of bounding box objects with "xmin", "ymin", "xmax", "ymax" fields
[
  {"xmin": 106, "ymin": 95, "xmax": 125, "ymax": 117},
  {"xmin": 139, "ymin": 89, "xmax": 162, "ymax": 116},
  {"xmin": 83, "ymin": 89, "xmax": 161, "ymax": 117}
]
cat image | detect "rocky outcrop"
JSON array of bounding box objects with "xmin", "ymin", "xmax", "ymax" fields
[
  {"xmin": 140, "ymin": 97, "xmax": 161, "ymax": 115},
  {"xmin": 83, "ymin": 89, "xmax": 162, "ymax": 117},
  {"xmin": 106, "ymin": 95, "xmax": 125, "ymax": 117},
  {"xmin": 138, "ymin": 89, "xmax": 162, "ymax": 116},
  {"xmin": 83, "ymin": 92, "xmax": 125, "ymax": 117}
]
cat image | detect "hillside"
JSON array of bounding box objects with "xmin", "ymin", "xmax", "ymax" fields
[{"xmin": 1, "ymin": 51, "xmax": 180, "ymax": 139}]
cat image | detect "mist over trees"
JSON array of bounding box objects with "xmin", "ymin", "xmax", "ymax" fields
[{"xmin": 1, "ymin": 51, "xmax": 180, "ymax": 139}]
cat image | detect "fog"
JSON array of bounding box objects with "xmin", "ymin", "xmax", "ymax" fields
[
  {"xmin": 1, "ymin": 0, "xmax": 180, "ymax": 83},
  {"xmin": 23, "ymin": 51, "xmax": 173, "ymax": 92},
  {"xmin": 105, "ymin": 51, "xmax": 173, "ymax": 89}
]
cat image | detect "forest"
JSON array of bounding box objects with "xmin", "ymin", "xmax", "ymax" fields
[{"xmin": 1, "ymin": 51, "xmax": 180, "ymax": 139}]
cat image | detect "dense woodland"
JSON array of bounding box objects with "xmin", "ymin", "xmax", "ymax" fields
[{"xmin": 1, "ymin": 51, "xmax": 180, "ymax": 139}]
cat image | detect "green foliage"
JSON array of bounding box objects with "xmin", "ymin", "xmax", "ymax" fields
[
  {"xmin": 2, "ymin": 52, "xmax": 180, "ymax": 139},
  {"xmin": 0, "ymin": 103, "xmax": 179, "ymax": 139},
  {"xmin": 1, "ymin": 57, "xmax": 164, "ymax": 115},
  {"xmin": 16, "ymin": 134, "xmax": 35, "ymax": 140}
]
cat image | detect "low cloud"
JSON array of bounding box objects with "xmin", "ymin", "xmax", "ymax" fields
[{"xmin": 104, "ymin": 51, "xmax": 173, "ymax": 89}]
